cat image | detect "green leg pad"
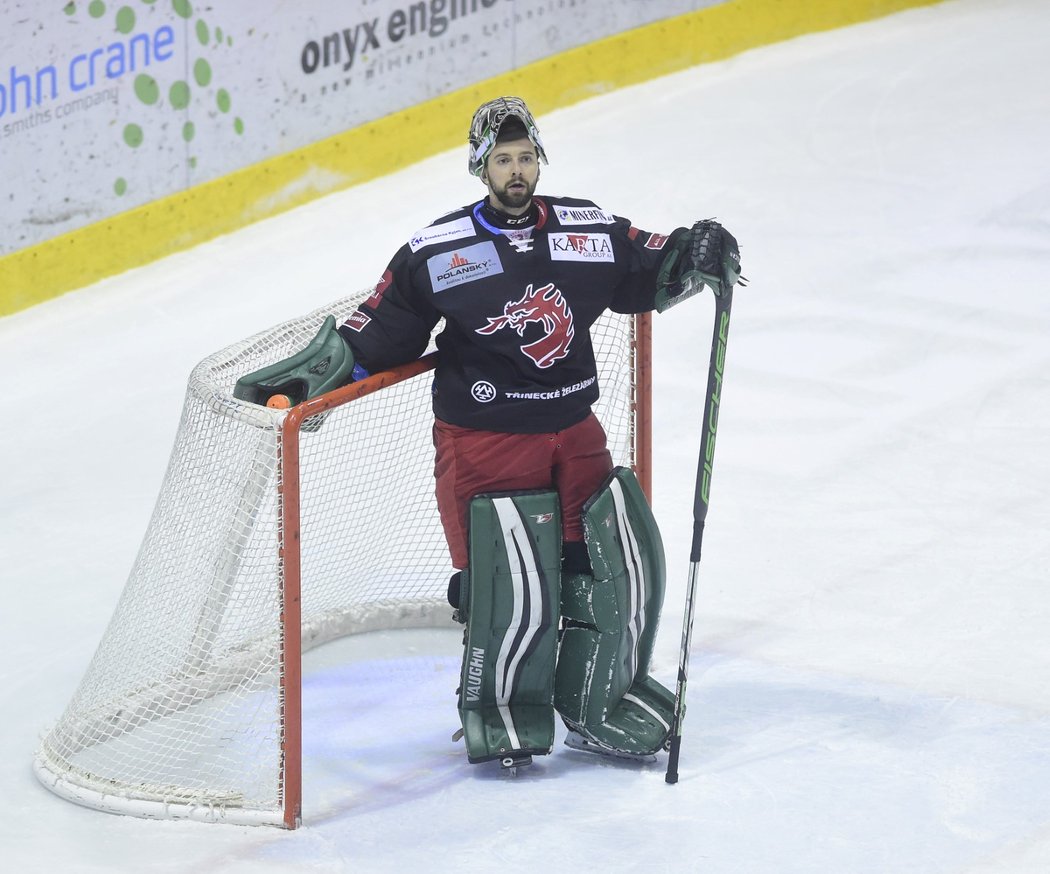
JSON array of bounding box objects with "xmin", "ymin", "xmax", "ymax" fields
[
  {"xmin": 458, "ymin": 490, "xmax": 561, "ymax": 763},
  {"xmin": 554, "ymin": 468, "xmax": 675, "ymax": 756}
]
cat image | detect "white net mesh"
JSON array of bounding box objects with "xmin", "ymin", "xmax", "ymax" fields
[{"xmin": 34, "ymin": 289, "xmax": 639, "ymax": 826}]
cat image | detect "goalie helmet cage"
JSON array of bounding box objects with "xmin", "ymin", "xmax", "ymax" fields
[{"xmin": 33, "ymin": 290, "xmax": 651, "ymax": 829}]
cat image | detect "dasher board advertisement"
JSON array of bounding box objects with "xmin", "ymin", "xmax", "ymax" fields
[{"xmin": 1, "ymin": 0, "xmax": 710, "ymax": 256}]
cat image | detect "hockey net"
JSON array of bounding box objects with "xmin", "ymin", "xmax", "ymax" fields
[{"xmin": 33, "ymin": 289, "xmax": 650, "ymax": 828}]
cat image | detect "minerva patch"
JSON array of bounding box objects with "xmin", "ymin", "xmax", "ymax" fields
[
  {"xmin": 552, "ymin": 204, "xmax": 616, "ymax": 225},
  {"xmin": 427, "ymin": 241, "xmax": 503, "ymax": 291},
  {"xmin": 409, "ymin": 216, "xmax": 476, "ymax": 252}
]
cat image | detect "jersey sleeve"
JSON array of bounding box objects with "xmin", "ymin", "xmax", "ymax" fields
[
  {"xmin": 607, "ymin": 219, "xmax": 688, "ymax": 314},
  {"xmin": 338, "ymin": 244, "xmax": 441, "ymax": 374}
]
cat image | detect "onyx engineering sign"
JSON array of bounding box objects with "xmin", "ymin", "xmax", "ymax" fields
[{"xmin": 299, "ymin": 0, "xmax": 498, "ymax": 74}]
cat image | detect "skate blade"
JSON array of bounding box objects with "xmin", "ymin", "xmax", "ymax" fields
[
  {"xmin": 564, "ymin": 730, "xmax": 657, "ymax": 763},
  {"xmin": 499, "ymin": 753, "xmax": 533, "ymax": 776}
]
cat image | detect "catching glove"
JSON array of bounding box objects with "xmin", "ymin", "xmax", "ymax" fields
[{"xmin": 233, "ymin": 315, "xmax": 358, "ymax": 407}]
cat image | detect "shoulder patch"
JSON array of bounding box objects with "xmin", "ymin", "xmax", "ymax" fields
[
  {"xmin": 548, "ymin": 232, "xmax": 615, "ymax": 263},
  {"xmin": 365, "ymin": 269, "xmax": 393, "ymax": 308},
  {"xmin": 409, "ymin": 216, "xmax": 476, "ymax": 252},
  {"xmin": 427, "ymin": 241, "xmax": 503, "ymax": 291},
  {"xmin": 552, "ymin": 203, "xmax": 617, "ymax": 226}
]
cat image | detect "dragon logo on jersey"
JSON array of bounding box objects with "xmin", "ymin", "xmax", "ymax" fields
[{"xmin": 475, "ymin": 282, "xmax": 575, "ymax": 369}]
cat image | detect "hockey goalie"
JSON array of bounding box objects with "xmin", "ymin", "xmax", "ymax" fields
[{"xmin": 235, "ymin": 96, "xmax": 743, "ymax": 770}]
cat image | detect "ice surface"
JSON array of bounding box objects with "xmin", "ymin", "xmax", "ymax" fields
[{"xmin": 2, "ymin": 0, "xmax": 1049, "ymax": 870}]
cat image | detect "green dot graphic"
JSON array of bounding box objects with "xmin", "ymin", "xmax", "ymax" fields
[
  {"xmin": 114, "ymin": 178, "xmax": 127, "ymax": 195},
  {"xmin": 182, "ymin": 121, "xmax": 195, "ymax": 142},
  {"xmin": 89, "ymin": 1, "xmax": 106, "ymax": 18},
  {"xmin": 116, "ymin": 6, "xmax": 135, "ymax": 33},
  {"xmin": 123, "ymin": 124, "xmax": 143, "ymax": 147},
  {"xmin": 233, "ymin": 117, "xmax": 244, "ymax": 135},
  {"xmin": 195, "ymin": 19, "xmax": 209, "ymax": 45},
  {"xmin": 216, "ymin": 89, "xmax": 230, "ymax": 113},
  {"xmin": 173, "ymin": 0, "xmax": 192, "ymax": 19},
  {"xmin": 193, "ymin": 58, "xmax": 212, "ymax": 87},
  {"xmin": 189, "ymin": 156, "xmax": 197, "ymax": 169},
  {"xmin": 169, "ymin": 80, "xmax": 190, "ymax": 109},
  {"xmin": 64, "ymin": 3, "xmax": 76, "ymax": 16},
  {"xmin": 216, "ymin": 26, "xmax": 224, "ymax": 43},
  {"xmin": 134, "ymin": 74, "xmax": 159, "ymax": 105}
]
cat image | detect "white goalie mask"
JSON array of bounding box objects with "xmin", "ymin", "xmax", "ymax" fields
[{"xmin": 467, "ymin": 96, "xmax": 549, "ymax": 177}]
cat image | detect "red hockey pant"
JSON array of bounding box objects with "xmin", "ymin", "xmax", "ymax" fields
[{"xmin": 433, "ymin": 414, "xmax": 614, "ymax": 570}]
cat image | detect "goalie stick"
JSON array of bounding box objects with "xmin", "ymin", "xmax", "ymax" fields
[{"xmin": 665, "ymin": 281, "xmax": 735, "ymax": 785}]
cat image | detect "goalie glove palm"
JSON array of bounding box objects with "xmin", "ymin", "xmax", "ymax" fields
[
  {"xmin": 655, "ymin": 219, "xmax": 744, "ymax": 312},
  {"xmin": 689, "ymin": 219, "xmax": 742, "ymax": 296}
]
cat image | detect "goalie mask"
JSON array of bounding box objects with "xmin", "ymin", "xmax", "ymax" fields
[{"xmin": 468, "ymin": 96, "xmax": 549, "ymax": 177}]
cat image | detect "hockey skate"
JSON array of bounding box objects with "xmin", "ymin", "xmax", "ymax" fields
[
  {"xmin": 499, "ymin": 753, "xmax": 533, "ymax": 776},
  {"xmin": 563, "ymin": 728, "xmax": 658, "ymax": 764},
  {"xmin": 453, "ymin": 728, "xmax": 535, "ymax": 776}
]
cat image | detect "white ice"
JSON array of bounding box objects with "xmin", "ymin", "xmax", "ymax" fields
[{"xmin": 2, "ymin": 0, "xmax": 1049, "ymax": 870}]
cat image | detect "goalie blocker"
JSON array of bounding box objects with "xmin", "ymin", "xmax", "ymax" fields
[{"xmin": 455, "ymin": 468, "xmax": 674, "ymax": 764}]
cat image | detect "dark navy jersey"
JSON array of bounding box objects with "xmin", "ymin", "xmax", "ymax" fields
[{"xmin": 340, "ymin": 195, "xmax": 684, "ymax": 433}]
